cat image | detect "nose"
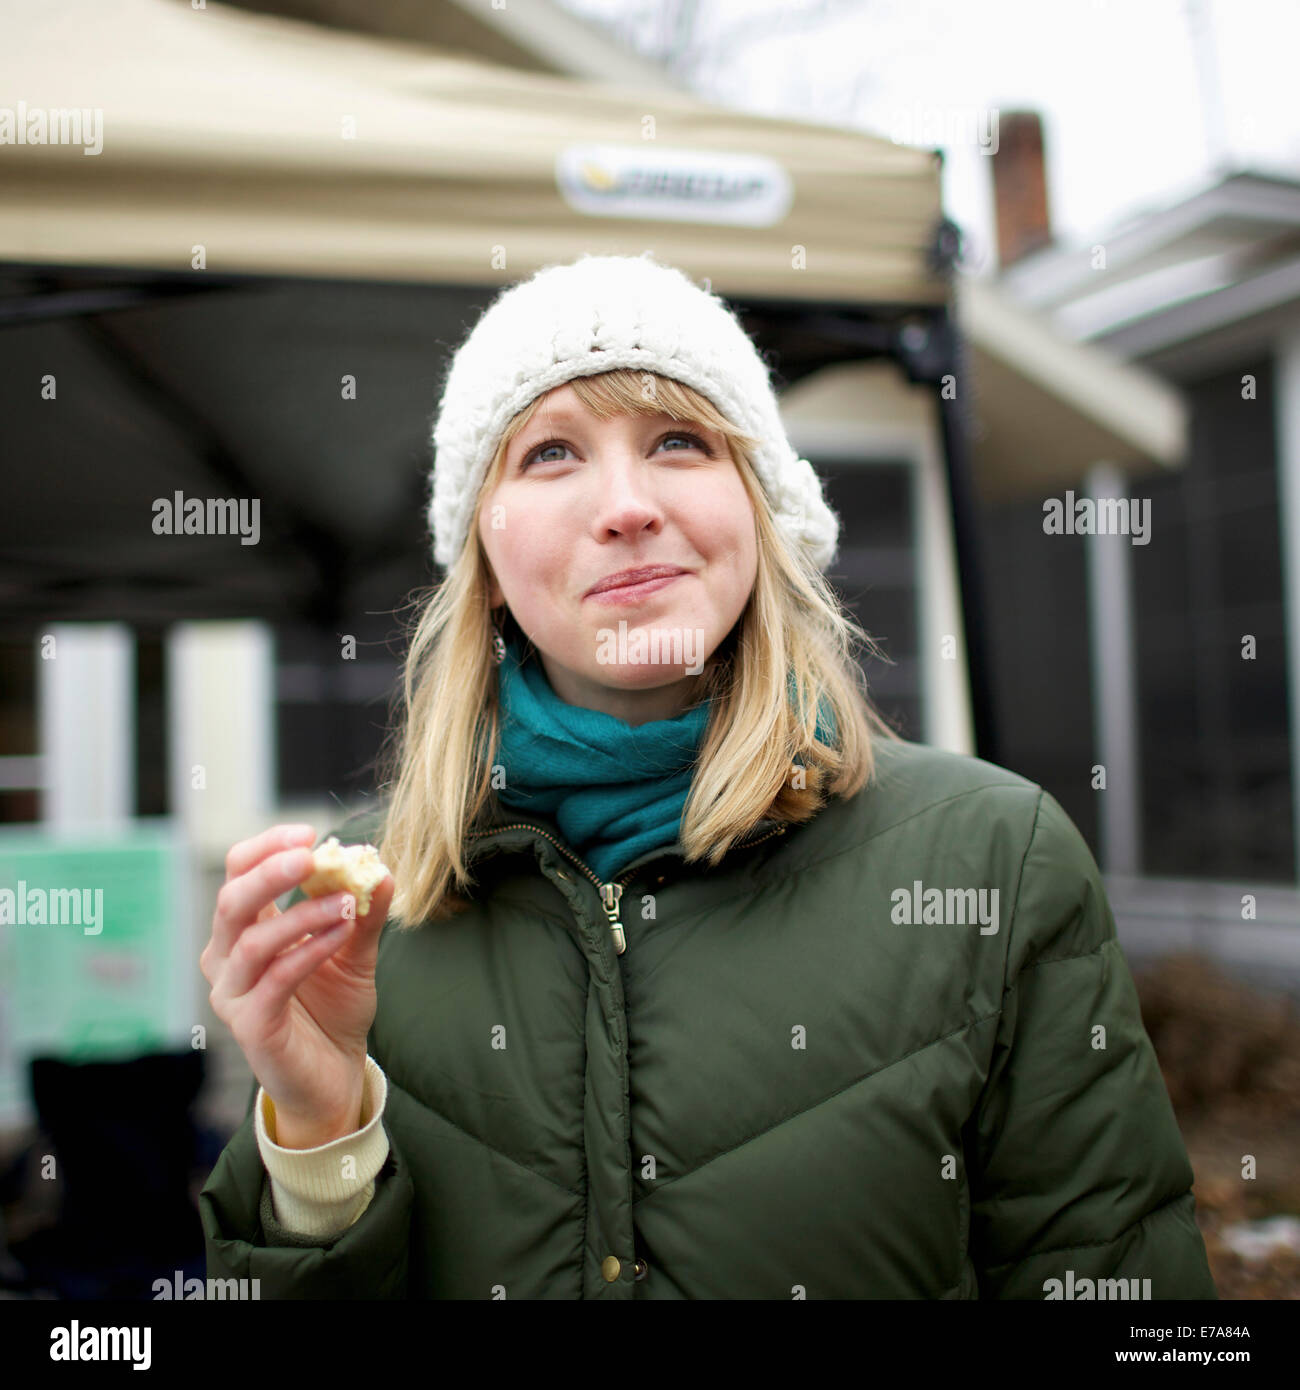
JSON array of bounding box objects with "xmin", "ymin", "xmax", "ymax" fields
[{"xmin": 587, "ymin": 449, "xmax": 665, "ymax": 542}]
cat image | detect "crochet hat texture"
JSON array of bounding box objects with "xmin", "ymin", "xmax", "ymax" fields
[{"xmin": 429, "ymin": 253, "xmax": 840, "ymax": 573}]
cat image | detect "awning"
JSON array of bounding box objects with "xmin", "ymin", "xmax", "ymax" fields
[
  {"xmin": 955, "ymin": 274, "xmax": 1187, "ymax": 500},
  {"xmin": 0, "ymin": 0, "xmax": 946, "ymax": 307}
]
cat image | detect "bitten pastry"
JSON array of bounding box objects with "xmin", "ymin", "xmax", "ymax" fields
[{"xmin": 300, "ymin": 836, "xmax": 390, "ymax": 918}]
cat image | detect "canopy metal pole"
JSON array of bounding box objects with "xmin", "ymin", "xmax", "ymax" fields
[
  {"xmin": 930, "ymin": 317, "xmax": 999, "ymax": 769},
  {"xmin": 892, "ymin": 297, "xmax": 1000, "ymax": 769}
]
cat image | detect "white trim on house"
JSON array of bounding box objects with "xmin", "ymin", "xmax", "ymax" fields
[
  {"xmin": 37, "ymin": 625, "xmax": 135, "ymax": 830},
  {"xmin": 1080, "ymin": 254, "xmax": 1300, "ymax": 364},
  {"xmin": 166, "ymin": 623, "xmax": 276, "ymax": 858},
  {"xmin": 999, "ymin": 171, "xmax": 1300, "ymax": 314},
  {"xmin": 1084, "ymin": 462, "xmax": 1142, "ymax": 876},
  {"xmin": 781, "ymin": 383, "xmax": 974, "ymax": 757},
  {"xmin": 954, "ymin": 274, "xmax": 1188, "ymax": 479},
  {"xmin": 1105, "ymin": 872, "xmax": 1300, "ymax": 997}
]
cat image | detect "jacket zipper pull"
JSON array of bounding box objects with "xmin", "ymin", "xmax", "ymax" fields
[{"xmin": 601, "ymin": 883, "xmax": 626, "ymax": 955}]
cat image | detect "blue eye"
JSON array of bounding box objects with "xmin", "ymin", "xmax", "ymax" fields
[
  {"xmin": 520, "ymin": 431, "xmax": 711, "ymax": 471},
  {"xmin": 527, "ymin": 442, "xmax": 569, "ymax": 467},
  {"xmin": 662, "ymin": 432, "xmax": 710, "ymax": 453}
]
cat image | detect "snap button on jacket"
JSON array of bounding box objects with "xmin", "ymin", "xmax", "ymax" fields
[{"xmin": 200, "ymin": 738, "xmax": 1218, "ymax": 1299}]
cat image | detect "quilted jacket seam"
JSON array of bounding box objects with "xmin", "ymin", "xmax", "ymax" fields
[
  {"xmin": 383, "ymin": 1073, "xmax": 584, "ymax": 1203},
  {"xmin": 979, "ymin": 1186, "xmax": 1193, "ymax": 1272},
  {"xmin": 783, "ymin": 780, "xmax": 1043, "ymax": 884},
  {"xmin": 636, "ymin": 1005, "xmax": 1005, "ymax": 1199},
  {"xmin": 1006, "ymin": 937, "xmax": 1112, "ymax": 989},
  {"xmin": 999, "ymin": 788, "xmax": 1046, "ymax": 999},
  {"xmin": 669, "ymin": 780, "xmax": 1044, "ymax": 933}
]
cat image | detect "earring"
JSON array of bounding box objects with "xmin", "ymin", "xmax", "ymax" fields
[{"xmin": 491, "ymin": 621, "xmax": 506, "ymax": 665}]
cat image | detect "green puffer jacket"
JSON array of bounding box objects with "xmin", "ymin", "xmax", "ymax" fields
[{"xmin": 199, "ymin": 737, "xmax": 1218, "ymax": 1299}]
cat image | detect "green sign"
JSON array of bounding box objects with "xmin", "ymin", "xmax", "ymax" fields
[{"xmin": 0, "ymin": 821, "xmax": 194, "ymax": 1125}]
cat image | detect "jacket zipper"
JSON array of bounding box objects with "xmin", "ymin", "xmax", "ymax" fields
[{"xmin": 465, "ymin": 820, "xmax": 788, "ymax": 955}]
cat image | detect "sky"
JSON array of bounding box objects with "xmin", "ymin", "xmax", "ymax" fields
[{"xmin": 556, "ymin": 0, "xmax": 1299, "ymax": 275}]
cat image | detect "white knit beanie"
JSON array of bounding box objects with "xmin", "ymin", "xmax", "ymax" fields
[{"xmin": 428, "ymin": 252, "xmax": 840, "ymax": 572}]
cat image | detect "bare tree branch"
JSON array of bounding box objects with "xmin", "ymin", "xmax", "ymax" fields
[{"xmin": 672, "ymin": 0, "xmax": 874, "ymax": 78}]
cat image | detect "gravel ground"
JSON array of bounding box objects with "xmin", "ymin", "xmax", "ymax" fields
[{"xmin": 1135, "ymin": 953, "xmax": 1300, "ymax": 1300}]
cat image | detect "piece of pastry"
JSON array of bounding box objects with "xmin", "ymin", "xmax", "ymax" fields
[{"xmin": 300, "ymin": 836, "xmax": 390, "ymax": 918}]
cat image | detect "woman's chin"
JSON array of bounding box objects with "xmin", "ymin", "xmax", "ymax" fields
[
  {"xmin": 589, "ymin": 660, "xmax": 694, "ymax": 688},
  {"xmin": 588, "ymin": 616, "xmax": 713, "ymax": 668}
]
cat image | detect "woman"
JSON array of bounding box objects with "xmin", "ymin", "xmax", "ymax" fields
[{"xmin": 200, "ymin": 253, "xmax": 1217, "ymax": 1300}]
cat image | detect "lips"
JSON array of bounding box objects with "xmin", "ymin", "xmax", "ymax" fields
[{"xmin": 585, "ymin": 565, "xmax": 688, "ymax": 597}]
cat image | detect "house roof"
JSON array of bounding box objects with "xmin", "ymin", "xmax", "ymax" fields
[
  {"xmin": 955, "ymin": 274, "xmax": 1187, "ymax": 499},
  {"xmin": 997, "ymin": 169, "xmax": 1300, "ymax": 376}
]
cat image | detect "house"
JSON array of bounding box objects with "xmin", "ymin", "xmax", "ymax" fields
[{"xmin": 984, "ymin": 121, "xmax": 1300, "ymax": 984}]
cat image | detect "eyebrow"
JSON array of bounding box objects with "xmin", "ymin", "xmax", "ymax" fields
[{"xmin": 517, "ymin": 411, "xmax": 714, "ymax": 441}]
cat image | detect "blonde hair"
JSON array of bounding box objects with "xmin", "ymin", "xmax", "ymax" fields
[{"xmin": 375, "ymin": 368, "xmax": 902, "ymax": 929}]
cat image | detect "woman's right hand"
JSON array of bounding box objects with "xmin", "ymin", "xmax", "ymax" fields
[{"xmin": 200, "ymin": 823, "xmax": 394, "ymax": 1149}]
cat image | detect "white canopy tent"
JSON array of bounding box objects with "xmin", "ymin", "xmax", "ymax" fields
[
  {"xmin": 0, "ymin": 0, "xmax": 946, "ymax": 302},
  {"xmin": 0, "ymin": 0, "xmax": 1188, "ymax": 767}
]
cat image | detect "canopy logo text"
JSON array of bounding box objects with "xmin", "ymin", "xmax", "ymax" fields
[{"xmin": 556, "ymin": 145, "xmax": 791, "ymax": 227}]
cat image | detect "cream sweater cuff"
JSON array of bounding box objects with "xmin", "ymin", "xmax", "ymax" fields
[{"xmin": 254, "ymin": 1055, "xmax": 390, "ymax": 1239}]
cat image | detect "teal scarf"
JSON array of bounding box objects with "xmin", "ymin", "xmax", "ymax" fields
[
  {"xmin": 494, "ymin": 632, "xmax": 835, "ymax": 880},
  {"xmin": 494, "ymin": 633, "xmax": 710, "ymax": 880}
]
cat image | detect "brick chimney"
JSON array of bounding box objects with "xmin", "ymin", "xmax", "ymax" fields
[{"xmin": 991, "ymin": 111, "xmax": 1053, "ymax": 267}]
